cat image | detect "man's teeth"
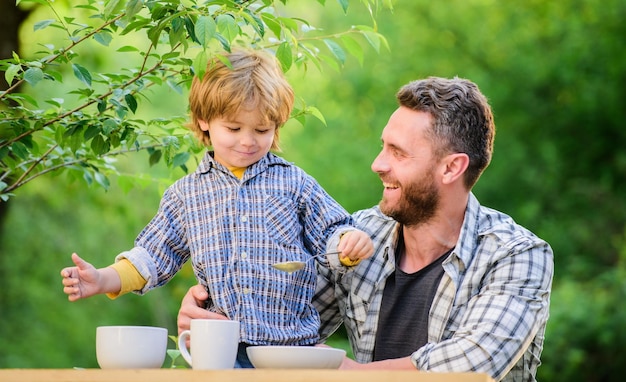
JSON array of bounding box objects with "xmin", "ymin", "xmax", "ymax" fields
[{"xmin": 383, "ymin": 183, "xmax": 398, "ymax": 189}]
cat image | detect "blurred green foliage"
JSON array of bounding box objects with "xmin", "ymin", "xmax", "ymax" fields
[
  {"xmin": 1, "ymin": 0, "xmax": 625, "ymax": 380},
  {"xmin": 0, "ymin": 0, "xmax": 387, "ymax": 200}
]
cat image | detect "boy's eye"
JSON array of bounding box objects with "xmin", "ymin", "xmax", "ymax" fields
[
  {"xmin": 227, "ymin": 126, "xmax": 240, "ymax": 132},
  {"xmin": 256, "ymin": 129, "xmax": 271, "ymax": 134}
]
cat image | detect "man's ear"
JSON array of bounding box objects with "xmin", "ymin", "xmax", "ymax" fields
[
  {"xmin": 198, "ymin": 120, "xmax": 209, "ymax": 131},
  {"xmin": 441, "ymin": 153, "xmax": 469, "ymax": 185}
]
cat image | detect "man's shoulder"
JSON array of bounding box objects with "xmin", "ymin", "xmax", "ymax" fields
[
  {"xmin": 353, "ymin": 206, "xmax": 397, "ymax": 233},
  {"xmin": 472, "ymin": 200, "xmax": 552, "ymax": 255},
  {"xmin": 353, "ymin": 205, "xmax": 390, "ymax": 220}
]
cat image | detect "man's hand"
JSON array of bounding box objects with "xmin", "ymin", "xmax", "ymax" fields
[{"xmin": 177, "ymin": 284, "xmax": 228, "ymax": 335}]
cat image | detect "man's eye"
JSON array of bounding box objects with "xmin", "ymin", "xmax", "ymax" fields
[{"xmin": 391, "ymin": 148, "xmax": 404, "ymax": 158}]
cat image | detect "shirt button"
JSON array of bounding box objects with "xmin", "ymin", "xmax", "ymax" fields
[
  {"xmin": 241, "ymin": 215, "xmax": 248, "ymax": 222},
  {"xmin": 241, "ymin": 252, "xmax": 248, "ymax": 259},
  {"xmin": 243, "ymin": 288, "xmax": 251, "ymax": 294}
]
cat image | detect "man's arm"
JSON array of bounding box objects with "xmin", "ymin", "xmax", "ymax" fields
[
  {"xmin": 411, "ymin": 241, "xmax": 553, "ymax": 380},
  {"xmin": 312, "ymin": 263, "xmax": 345, "ymax": 342},
  {"xmin": 340, "ymin": 356, "xmax": 415, "ymax": 370}
]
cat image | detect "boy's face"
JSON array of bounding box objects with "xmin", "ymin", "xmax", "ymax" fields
[{"xmin": 199, "ymin": 108, "xmax": 276, "ymax": 169}]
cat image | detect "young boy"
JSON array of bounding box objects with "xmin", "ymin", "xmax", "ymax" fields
[{"xmin": 60, "ymin": 49, "xmax": 373, "ymax": 367}]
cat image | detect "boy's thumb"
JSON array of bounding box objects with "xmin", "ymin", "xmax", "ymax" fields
[{"xmin": 71, "ymin": 253, "xmax": 88, "ymax": 269}]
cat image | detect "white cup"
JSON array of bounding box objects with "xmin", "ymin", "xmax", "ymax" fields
[
  {"xmin": 96, "ymin": 326, "xmax": 168, "ymax": 369},
  {"xmin": 178, "ymin": 319, "xmax": 240, "ymax": 370}
]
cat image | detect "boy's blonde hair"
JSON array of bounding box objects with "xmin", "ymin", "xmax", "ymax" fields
[{"xmin": 188, "ymin": 49, "xmax": 294, "ymax": 150}]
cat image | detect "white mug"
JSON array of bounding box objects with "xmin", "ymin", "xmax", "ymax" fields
[
  {"xmin": 96, "ymin": 326, "xmax": 168, "ymax": 369},
  {"xmin": 178, "ymin": 319, "xmax": 240, "ymax": 370}
]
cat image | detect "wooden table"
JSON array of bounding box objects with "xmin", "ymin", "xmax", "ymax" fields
[{"xmin": 0, "ymin": 369, "xmax": 494, "ymax": 382}]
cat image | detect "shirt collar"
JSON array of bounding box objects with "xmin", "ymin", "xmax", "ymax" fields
[
  {"xmin": 195, "ymin": 151, "xmax": 291, "ymax": 177},
  {"xmin": 449, "ymin": 192, "xmax": 482, "ymax": 269}
]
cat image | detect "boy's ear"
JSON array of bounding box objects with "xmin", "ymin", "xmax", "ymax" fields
[{"xmin": 198, "ymin": 120, "xmax": 209, "ymax": 131}]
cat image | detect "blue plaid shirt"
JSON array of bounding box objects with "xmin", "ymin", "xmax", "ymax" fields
[
  {"xmin": 118, "ymin": 151, "xmax": 355, "ymax": 345},
  {"xmin": 315, "ymin": 193, "xmax": 553, "ymax": 381}
]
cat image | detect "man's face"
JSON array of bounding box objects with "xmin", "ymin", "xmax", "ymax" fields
[{"xmin": 371, "ymin": 107, "xmax": 440, "ymax": 226}]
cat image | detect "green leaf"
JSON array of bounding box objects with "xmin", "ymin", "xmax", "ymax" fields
[
  {"xmin": 149, "ymin": 149, "xmax": 162, "ymax": 166},
  {"xmin": 184, "ymin": 16, "xmax": 198, "ymax": 44},
  {"xmin": 23, "ymin": 67, "xmax": 44, "ymax": 86},
  {"xmin": 306, "ymin": 106, "xmax": 327, "ymax": 126},
  {"xmin": 82, "ymin": 170, "xmax": 94, "ymax": 186},
  {"xmin": 5, "ymin": 64, "xmax": 21, "ymax": 85},
  {"xmin": 172, "ymin": 152, "xmax": 190, "ymax": 168},
  {"xmin": 121, "ymin": 17, "xmax": 152, "ymax": 35},
  {"xmin": 104, "ymin": 0, "xmax": 123, "ymax": 18},
  {"xmin": 33, "ymin": 19, "xmax": 55, "ymax": 31},
  {"xmin": 362, "ymin": 30, "xmax": 381, "ymax": 53},
  {"xmin": 298, "ymin": 45, "xmax": 323, "ymax": 72},
  {"xmin": 216, "ymin": 14, "xmax": 239, "ymax": 44},
  {"xmin": 110, "ymin": 132, "xmax": 121, "ymax": 148},
  {"xmin": 72, "ymin": 63, "xmax": 92, "ymax": 87},
  {"xmin": 192, "ymin": 50, "xmax": 208, "ymax": 80},
  {"xmin": 97, "ymin": 99, "xmax": 107, "ymax": 113},
  {"xmin": 195, "ymin": 16, "xmax": 217, "ymax": 48},
  {"xmin": 354, "ymin": 27, "xmax": 389, "ymax": 53},
  {"xmin": 0, "ymin": 147, "xmax": 9, "ymax": 161},
  {"xmin": 117, "ymin": 45, "xmax": 140, "ymax": 52},
  {"xmin": 10, "ymin": 141, "xmax": 30, "ymax": 160},
  {"xmin": 91, "ymin": 134, "xmax": 110, "ymax": 155},
  {"xmin": 125, "ymin": 0, "xmax": 144, "ymax": 20},
  {"xmin": 323, "ymin": 39, "xmax": 346, "ymax": 65},
  {"xmin": 276, "ymin": 42, "xmax": 293, "ymax": 72},
  {"xmin": 45, "ymin": 69, "xmax": 63, "ymax": 82},
  {"xmin": 94, "ymin": 31, "xmax": 113, "ymax": 46},
  {"xmin": 337, "ymin": 0, "xmax": 349, "ymax": 13},
  {"xmin": 340, "ymin": 34, "xmax": 364, "ymax": 66},
  {"xmin": 94, "ymin": 171, "xmax": 110, "ymax": 189},
  {"xmin": 242, "ymin": 9, "xmax": 264, "ymax": 37},
  {"xmin": 261, "ymin": 13, "xmax": 282, "ymax": 38},
  {"xmin": 6, "ymin": 92, "xmax": 39, "ymax": 107},
  {"xmin": 277, "ymin": 16, "xmax": 298, "ymax": 33},
  {"xmin": 17, "ymin": 0, "xmax": 49, "ymax": 5},
  {"xmin": 84, "ymin": 125, "xmax": 100, "ymax": 141},
  {"xmin": 44, "ymin": 98, "xmax": 62, "ymax": 108},
  {"xmin": 124, "ymin": 94, "xmax": 138, "ymax": 114},
  {"xmin": 317, "ymin": 53, "xmax": 341, "ymax": 72},
  {"xmin": 102, "ymin": 118, "xmax": 118, "ymax": 135}
]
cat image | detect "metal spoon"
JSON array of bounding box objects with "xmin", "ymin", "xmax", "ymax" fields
[{"xmin": 271, "ymin": 251, "xmax": 341, "ymax": 273}]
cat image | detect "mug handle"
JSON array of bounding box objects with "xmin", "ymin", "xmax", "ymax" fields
[{"xmin": 178, "ymin": 330, "xmax": 193, "ymax": 367}]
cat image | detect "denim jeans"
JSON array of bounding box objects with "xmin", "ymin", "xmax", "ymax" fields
[{"xmin": 234, "ymin": 343, "xmax": 254, "ymax": 368}]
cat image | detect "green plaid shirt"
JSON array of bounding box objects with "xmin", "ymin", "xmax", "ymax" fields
[{"xmin": 315, "ymin": 194, "xmax": 553, "ymax": 381}]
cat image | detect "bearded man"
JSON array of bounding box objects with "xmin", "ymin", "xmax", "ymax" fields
[{"xmin": 177, "ymin": 77, "xmax": 554, "ymax": 382}]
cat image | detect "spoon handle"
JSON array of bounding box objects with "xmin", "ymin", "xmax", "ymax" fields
[{"xmin": 311, "ymin": 250, "xmax": 341, "ymax": 261}]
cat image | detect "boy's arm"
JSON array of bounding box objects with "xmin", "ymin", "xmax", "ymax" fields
[{"xmin": 106, "ymin": 259, "xmax": 147, "ymax": 299}]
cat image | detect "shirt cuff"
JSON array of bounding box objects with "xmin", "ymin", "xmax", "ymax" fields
[{"xmin": 106, "ymin": 259, "xmax": 147, "ymax": 299}]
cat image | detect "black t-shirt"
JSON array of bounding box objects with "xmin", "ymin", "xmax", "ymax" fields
[{"xmin": 372, "ymin": 241, "xmax": 449, "ymax": 361}]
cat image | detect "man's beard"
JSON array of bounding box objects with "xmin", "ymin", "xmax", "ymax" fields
[{"xmin": 379, "ymin": 170, "xmax": 439, "ymax": 226}]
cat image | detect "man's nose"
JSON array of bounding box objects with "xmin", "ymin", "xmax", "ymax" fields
[{"xmin": 371, "ymin": 151, "xmax": 387, "ymax": 173}]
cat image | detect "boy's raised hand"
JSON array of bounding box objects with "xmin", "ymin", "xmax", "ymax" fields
[
  {"xmin": 60, "ymin": 253, "xmax": 104, "ymax": 301},
  {"xmin": 337, "ymin": 230, "xmax": 374, "ymax": 266}
]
